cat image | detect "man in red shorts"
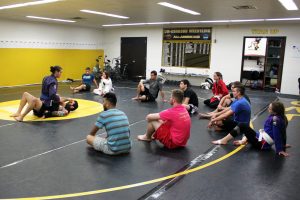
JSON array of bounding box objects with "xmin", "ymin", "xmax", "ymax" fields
[{"xmin": 137, "ymin": 89, "xmax": 191, "ymax": 149}]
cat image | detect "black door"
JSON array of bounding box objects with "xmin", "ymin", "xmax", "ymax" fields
[{"xmin": 121, "ymin": 37, "xmax": 147, "ymax": 80}]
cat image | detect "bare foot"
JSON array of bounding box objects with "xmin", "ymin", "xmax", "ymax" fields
[
  {"xmin": 233, "ymin": 140, "xmax": 246, "ymax": 146},
  {"xmin": 285, "ymin": 144, "xmax": 292, "ymax": 148},
  {"xmin": 212, "ymin": 139, "xmax": 227, "ymax": 145},
  {"xmin": 14, "ymin": 116, "xmax": 24, "ymax": 122},
  {"xmin": 70, "ymin": 86, "xmax": 74, "ymax": 90},
  {"xmin": 10, "ymin": 113, "xmax": 20, "ymax": 117},
  {"xmin": 137, "ymin": 134, "xmax": 152, "ymax": 142},
  {"xmin": 132, "ymin": 96, "xmax": 139, "ymax": 100}
]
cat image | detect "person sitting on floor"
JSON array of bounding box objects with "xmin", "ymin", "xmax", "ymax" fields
[
  {"xmin": 10, "ymin": 92, "xmax": 78, "ymax": 121},
  {"xmin": 137, "ymin": 89, "xmax": 191, "ymax": 149},
  {"xmin": 199, "ymin": 81, "xmax": 250, "ymax": 119},
  {"xmin": 207, "ymin": 84, "xmax": 251, "ymax": 132},
  {"xmin": 86, "ymin": 93, "xmax": 131, "ymax": 155},
  {"xmin": 70, "ymin": 67, "xmax": 98, "ymax": 93},
  {"xmin": 212, "ymin": 101, "xmax": 289, "ymax": 157},
  {"xmin": 179, "ymin": 79, "xmax": 199, "ymax": 114},
  {"xmin": 132, "ymin": 70, "xmax": 166, "ymax": 102},
  {"xmin": 204, "ymin": 72, "xmax": 229, "ymax": 109},
  {"xmin": 93, "ymin": 71, "xmax": 114, "ymax": 96}
]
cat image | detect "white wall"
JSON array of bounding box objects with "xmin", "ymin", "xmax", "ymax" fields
[
  {"xmin": 0, "ymin": 19, "xmax": 103, "ymax": 49},
  {"xmin": 103, "ymin": 24, "xmax": 300, "ymax": 95}
]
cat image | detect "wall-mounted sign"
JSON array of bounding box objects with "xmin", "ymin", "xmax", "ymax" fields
[
  {"xmin": 162, "ymin": 27, "xmax": 212, "ymax": 68},
  {"xmin": 251, "ymin": 28, "xmax": 279, "ymax": 35}
]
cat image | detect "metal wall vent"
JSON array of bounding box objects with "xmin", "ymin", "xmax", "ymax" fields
[{"xmin": 233, "ymin": 5, "xmax": 257, "ymax": 10}]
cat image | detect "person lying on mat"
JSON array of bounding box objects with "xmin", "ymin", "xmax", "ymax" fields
[
  {"xmin": 212, "ymin": 101, "xmax": 289, "ymax": 157},
  {"xmin": 137, "ymin": 89, "xmax": 191, "ymax": 149},
  {"xmin": 10, "ymin": 92, "xmax": 78, "ymax": 121}
]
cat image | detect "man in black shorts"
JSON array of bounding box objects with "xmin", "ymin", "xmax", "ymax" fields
[
  {"xmin": 132, "ymin": 70, "xmax": 166, "ymax": 102},
  {"xmin": 179, "ymin": 79, "xmax": 199, "ymax": 114}
]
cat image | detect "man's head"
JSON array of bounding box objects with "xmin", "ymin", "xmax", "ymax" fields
[
  {"xmin": 169, "ymin": 89, "xmax": 184, "ymax": 105},
  {"xmin": 150, "ymin": 70, "xmax": 157, "ymax": 80},
  {"xmin": 65, "ymin": 100, "xmax": 79, "ymax": 113},
  {"xmin": 85, "ymin": 67, "xmax": 91, "ymax": 74},
  {"xmin": 232, "ymin": 84, "xmax": 245, "ymax": 99},
  {"xmin": 102, "ymin": 92, "xmax": 117, "ymax": 111},
  {"xmin": 179, "ymin": 79, "xmax": 190, "ymax": 91}
]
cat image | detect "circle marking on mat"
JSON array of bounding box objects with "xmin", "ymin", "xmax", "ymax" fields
[{"xmin": 0, "ymin": 99, "xmax": 103, "ymax": 121}]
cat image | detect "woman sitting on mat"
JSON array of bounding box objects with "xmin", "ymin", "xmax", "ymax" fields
[
  {"xmin": 203, "ymin": 72, "xmax": 229, "ymax": 109},
  {"xmin": 93, "ymin": 71, "xmax": 114, "ymax": 96},
  {"xmin": 212, "ymin": 101, "xmax": 289, "ymax": 157}
]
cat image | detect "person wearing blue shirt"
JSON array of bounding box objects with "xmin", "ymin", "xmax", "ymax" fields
[
  {"xmin": 208, "ymin": 84, "xmax": 251, "ymax": 132},
  {"xmin": 212, "ymin": 101, "xmax": 289, "ymax": 157},
  {"xmin": 70, "ymin": 67, "xmax": 98, "ymax": 93},
  {"xmin": 86, "ymin": 93, "xmax": 131, "ymax": 155}
]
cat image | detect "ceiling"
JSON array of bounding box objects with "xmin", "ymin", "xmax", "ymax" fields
[{"xmin": 0, "ymin": 0, "xmax": 300, "ymax": 28}]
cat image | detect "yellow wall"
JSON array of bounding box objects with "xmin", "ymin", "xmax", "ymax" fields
[{"xmin": 0, "ymin": 48, "xmax": 104, "ymax": 87}]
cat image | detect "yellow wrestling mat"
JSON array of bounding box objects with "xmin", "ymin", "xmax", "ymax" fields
[{"xmin": 0, "ymin": 99, "xmax": 103, "ymax": 121}]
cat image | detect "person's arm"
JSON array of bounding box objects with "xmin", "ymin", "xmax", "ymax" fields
[
  {"xmin": 49, "ymin": 83, "xmax": 60, "ymax": 103},
  {"xmin": 183, "ymin": 97, "xmax": 190, "ymax": 105},
  {"xmin": 212, "ymin": 107, "xmax": 230, "ymax": 118},
  {"xmin": 89, "ymin": 125, "xmax": 100, "ymax": 136},
  {"xmin": 160, "ymin": 90, "xmax": 166, "ymax": 102},
  {"xmin": 217, "ymin": 94, "xmax": 230, "ymax": 109},
  {"xmin": 93, "ymin": 78, "xmax": 98, "ymax": 88},
  {"xmin": 146, "ymin": 113, "xmax": 160, "ymax": 122},
  {"xmin": 272, "ymin": 116, "xmax": 287, "ymax": 156},
  {"xmin": 211, "ymin": 109, "xmax": 234, "ymax": 123}
]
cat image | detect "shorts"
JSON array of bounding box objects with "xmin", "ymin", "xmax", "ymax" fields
[
  {"xmin": 93, "ymin": 135, "xmax": 129, "ymax": 155},
  {"xmin": 153, "ymin": 123, "xmax": 179, "ymax": 149},
  {"xmin": 82, "ymin": 84, "xmax": 91, "ymax": 92},
  {"xmin": 140, "ymin": 87, "xmax": 156, "ymax": 102},
  {"xmin": 33, "ymin": 103, "xmax": 48, "ymax": 117},
  {"xmin": 220, "ymin": 118, "xmax": 238, "ymax": 132}
]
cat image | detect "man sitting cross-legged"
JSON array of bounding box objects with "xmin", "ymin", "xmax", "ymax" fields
[{"xmin": 137, "ymin": 89, "xmax": 191, "ymax": 149}]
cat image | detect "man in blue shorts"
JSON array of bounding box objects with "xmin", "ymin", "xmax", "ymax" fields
[{"xmin": 86, "ymin": 93, "xmax": 131, "ymax": 155}]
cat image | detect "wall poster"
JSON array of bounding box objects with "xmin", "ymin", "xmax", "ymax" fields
[{"xmin": 162, "ymin": 27, "xmax": 212, "ymax": 68}]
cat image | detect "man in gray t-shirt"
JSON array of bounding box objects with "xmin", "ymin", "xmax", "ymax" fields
[{"xmin": 132, "ymin": 70, "xmax": 166, "ymax": 102}]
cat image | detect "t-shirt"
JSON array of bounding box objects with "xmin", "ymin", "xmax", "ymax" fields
[
  {"xmin": 82, "ymin": 73, "xmax": 95, "ymax": 86},
  {"xmin": 184, "ymin": 88, "xmax": 198, "ymax": 107},
  {"xmin": 230, "ymin": 97, "xmax": 251, "ymax": 124},
  {"xmin": 159, "ymin": 105, "xmax": 191, "ymax": 147},
  {"xmin": 95, "ymin": 109, "xmax": 131, "ymax": 152},
  {"xmin": 143, "ymin": 79, "xmax": 163, "ymax": 98}
]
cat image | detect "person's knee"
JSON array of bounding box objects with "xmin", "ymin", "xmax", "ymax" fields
[{"xmin": 86, "ymin": 135, "xmax": 94, "ymax": 145}]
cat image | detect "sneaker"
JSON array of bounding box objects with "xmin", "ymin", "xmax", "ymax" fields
[{"xmin": 190, "ymin": 105, "xmax": 198, "ymax": 114}]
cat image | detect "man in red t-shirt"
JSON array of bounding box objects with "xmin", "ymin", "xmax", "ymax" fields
[{"xmin": 137, "ymin": 89, "xmax": 191, "ymax": 149}]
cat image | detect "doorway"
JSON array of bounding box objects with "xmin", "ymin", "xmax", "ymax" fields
[{"xmin": 121, "ymin": 37, "xmax": 147, "ymax": 80}]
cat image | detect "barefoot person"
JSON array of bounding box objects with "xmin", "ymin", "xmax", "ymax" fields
[
  {"xmin": 86, "ymin": 93, "xmax": 131, "ymax": 155},
  {"xmin": 137, "ymin": 89, "xmax": 191, "ymax": 149},
  {"xmin": 132, "ymin": 70, "xmax": 166, "ymax": 102},
  {"xmin": 10, "ymin": 92, "xmax": 78, "ymax": 121},
  {"xmin": 93, "ymin": 71, "xmax": 114, "ymax": 96},
  {"xmin": 212, "ymin": 101, "xmax": 289, "ymax": 157},
  {"xmin": 179, "ymin": 79, "xmax": 199, "ymax": 114},
  {"xmin": 70, "ymin": 67, "xmax": 98, "ymax": 93},
  {"xmin": 11, "ymin": 66, "xmax": 62, "ymax": 121}
]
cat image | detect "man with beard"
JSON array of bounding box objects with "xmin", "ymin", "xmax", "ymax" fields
[
  {"xmin": 137, "ymin": 89, "xmax": 191, "ymax": 149},
  {"xmin": 86, "ymin": 93, "xmax": 131, "ymax": 155}
]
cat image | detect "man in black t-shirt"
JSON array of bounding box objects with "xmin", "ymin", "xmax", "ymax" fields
[{"xmin": 179, "ymin": 79, "xmax": 199, "ymax": 114}]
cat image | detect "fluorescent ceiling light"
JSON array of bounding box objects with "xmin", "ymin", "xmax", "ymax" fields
[
  {"xmin": 102, "ymin": 17, "xmax": 300, "ymax": 27},
  {"xmin": 266, "ymin": 17, "xmax": 300, "ymax": 21},
  {"xmin": 278, "ymin": 0, "xmax": 298, "ymax": 10},
  {"xmin": 80, "ymin": 9, "xmax": 129, "ymax": 19},
  {"xmin": 230, "ymin": 19, "xmax": 265, "ymax": 22},
  {"xmin": 158, "ymin": 2, "xmax": 200, "ymax": 15},
  {"xmin": 26, "ymin": 16, "xmax": 75, "ymax": 23},
  {"xmin": 0, "ymin": 0, "xmax": 59, "ymax": 10}
]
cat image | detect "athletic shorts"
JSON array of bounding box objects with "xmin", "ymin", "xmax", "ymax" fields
[
  {"xmin": 33, "ymin": 103, "xmax": 48, "ymax": 117},
  {"xmin": 140, "ymin": 87, "xmax": 156, "ymax": 102},
  {"xmin": 93, "ymin": 135, "xmax": 129, "ymax": 155},
  {"xmin": 82, "ymin": 84, "xmax": 91, "ymax": 92},
  {"xmin": 153, "ymin": 123, "xmax": 179, "ymax": 149},
  {"xmin": 220, "ymin": 118, "xmax": 238, "ymax": 132}
]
